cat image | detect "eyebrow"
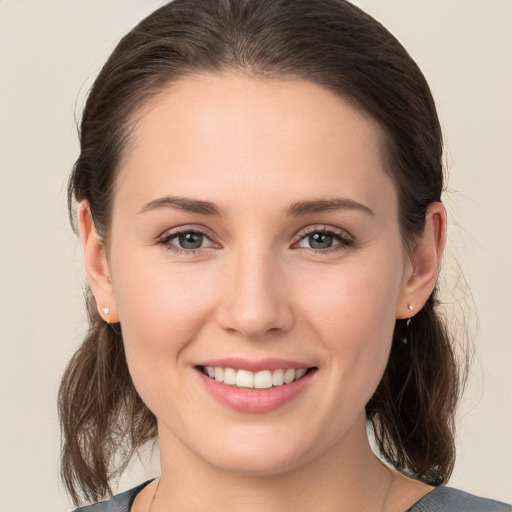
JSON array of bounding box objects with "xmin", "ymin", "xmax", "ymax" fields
[
  {"xmin": 138, "ymin": 196, "xmax": 223, "ymax": 216},
  {"xmin": 138, "ymin": 195, "xmax": 373, "ymax": 218},
  {"xmin": 287, "ymin": 198, "xmax": 374, "ymax": 217}
]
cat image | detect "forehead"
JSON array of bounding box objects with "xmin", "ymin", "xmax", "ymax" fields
[{"xmin": 116, "ymin": 72, "xmax": 395, "ymax": 215}]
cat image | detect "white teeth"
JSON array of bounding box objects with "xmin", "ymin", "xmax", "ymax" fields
[
  {"xmin": 235, "ymin": 369, "xmax": 254, "ymax": 388},
  {"xmin": 272, "ymin": 368, "xmax": 284, "ymax": 386},
  {"xmin": 284, "ymin": 368, "xmax": 295, "ymax": 384},
  {"xmin": 223, "ymin": 367, "xmax": 237, "ymax": 385},
  {"xmin": 214, "ymin": 367, "xmax": 224, "ymax": 382},
  {"xmin": 295, "ymin": 368, "xmax": 307, "ymax": 379},
  {"xmin": 254, "ymin": 370, "xmax": 273, "ymax": 389},
  {"xmin": 202, "ymin": 366, "xmax": 310, "ymax": 388}
]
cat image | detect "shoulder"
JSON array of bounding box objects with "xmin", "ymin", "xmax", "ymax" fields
[
  {"xmin": 408, "ymin": 487, "xmax": 511, "ymax": 512},
  {"xmin": 72, "ymin": 480, "xmax": 153, "ymax": 512}
]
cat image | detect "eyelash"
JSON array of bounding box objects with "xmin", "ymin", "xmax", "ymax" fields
[
  {"xmin": 157, "ymin": 227, "xmax": 218, "ymax": 255},
  {"xmin": 156, "ymin": 225, "xmax": 354, "ymax": 255},
  {"xmin": 293, "ymin": 226, "xmax": 354, "ymax": 254}
]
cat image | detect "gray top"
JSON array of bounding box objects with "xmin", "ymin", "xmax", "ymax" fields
[
  {"xmin": 405, "ymin": 487, "xmax": 510, "ymax": 511},
  {"xmin": 74, "ymin": 481, "xmax": 511, "ymax": 512}
]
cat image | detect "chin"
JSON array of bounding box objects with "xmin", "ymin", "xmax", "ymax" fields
[
  {"xmin": 207, "ymin": 449, "xmax": 304, "ymax": 477},
  {"xmin": 187, "ymin": 424, "xmax": 312, "ymax": 477}
]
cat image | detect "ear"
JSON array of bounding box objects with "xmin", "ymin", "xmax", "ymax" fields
[
  {"xmin": 396, "ymin": 202, "xmax": 446, "ymax": 319},
  {"xmin": 78, "ymin": 201, "xmax": 119, "ymax": 323}
]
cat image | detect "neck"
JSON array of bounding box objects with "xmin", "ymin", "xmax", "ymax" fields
[{"xmin": 151, "ymin": 416, "xmax": 394, "ymax": 512}]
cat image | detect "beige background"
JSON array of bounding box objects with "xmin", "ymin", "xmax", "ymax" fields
[{"xmin": 0, "ymin": 1, "xmax": 510, "ymax": 510}]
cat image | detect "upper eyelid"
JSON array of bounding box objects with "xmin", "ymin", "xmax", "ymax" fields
[
  {"xmin": 294, "ymin": 225, "xmax": 353, "ymax": 240},
  {"xmin": 157, "ymin": 224, "xmax": 217, "ymax": 241}
]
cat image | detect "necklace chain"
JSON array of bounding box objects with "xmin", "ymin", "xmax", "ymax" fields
[
  {"xmin": 148, "ymin": 477, "xmax": 160, "ymax": 512},
  {"xmin": 379, "ymin": 465, "xmax": 395, "ymax": 512}
]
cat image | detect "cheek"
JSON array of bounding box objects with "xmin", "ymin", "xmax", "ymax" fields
[
  {"xmin": 110, "ymin": 251, "xmax": 215, "ymax": 365},
  {"xmin": 300, "ymin": 258, "xmax": 401, "ymax": 339},
  {"xmin": 297, "ymin": 260, "xmax": 402, "ymax": 391},
  {"xmin": 110, "ymin": 257, "xmax": 217, "ymax": 419}
]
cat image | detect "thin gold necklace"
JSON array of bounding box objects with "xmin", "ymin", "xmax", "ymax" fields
[
  {"xmin": 379, "ymin": 466, "xmax": 396, "ymax": 512},
  {"xmin": 148, "ymin": 477, "xmax": 160, "ymax": 512}
]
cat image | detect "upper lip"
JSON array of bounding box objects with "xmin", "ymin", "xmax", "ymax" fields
[{"xmin": 196, "ymin": 358, "xmax": 314, "ymax": 373}]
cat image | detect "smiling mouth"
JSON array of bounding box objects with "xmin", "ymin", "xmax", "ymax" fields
[{"xmin": 198, "ymin": 366, "xmax": 316, "ymax": 389}]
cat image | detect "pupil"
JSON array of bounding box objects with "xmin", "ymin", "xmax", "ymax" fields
[
  {"xmin": 179, "ymin": 232, "xmax": 203, "ymax": 249},
  {"xmin": 309, "ymin": 233, "xmax": 333, "ymax": 249}
]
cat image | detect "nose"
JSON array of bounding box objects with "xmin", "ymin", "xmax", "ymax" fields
[{"xmin": 216, "ymin": 248, "xmax": 295, "ymax": 340}]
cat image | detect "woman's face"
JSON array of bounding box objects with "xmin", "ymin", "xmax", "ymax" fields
[{"xmin": 91, "ymin": 73, "xmax": 421, "ymax": 474}]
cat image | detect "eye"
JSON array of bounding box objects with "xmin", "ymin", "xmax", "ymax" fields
[
  {"xmin": 294, "ymin": 227, "xmax": 353, "ymax": 252},
  {"xmin": 158, "ymin": 228, "xmax": 218, "ymax": 253},
  {"xmin": 174, "ymin": 231, "xmax": 207, "ymax": 250},
  {"xmin": 300, "ymin": 232, "xmax": 337, "ymax": 250}
]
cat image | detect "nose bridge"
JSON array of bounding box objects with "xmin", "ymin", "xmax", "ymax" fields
[{"xmin": 218, "ymin": 242, "xmax": 294, "ymax": 338}]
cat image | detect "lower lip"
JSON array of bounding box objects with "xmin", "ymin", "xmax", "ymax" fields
[{"xmin": 197, "ymin": 369, "xmax": 316, "ymax": 413}]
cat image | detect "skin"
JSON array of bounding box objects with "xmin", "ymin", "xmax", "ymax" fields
[{"xmin": 80, "ymin": 72, "xmax": 445, "ymax": 511}]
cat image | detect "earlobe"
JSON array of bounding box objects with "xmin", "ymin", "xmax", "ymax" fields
[
  {"xmin": 78, "ymin": 201, "xmax": 119, "ymax": 323},
  {"xmin": 397, "ymin": 202, "xmax": 446, "ymax": 319}
]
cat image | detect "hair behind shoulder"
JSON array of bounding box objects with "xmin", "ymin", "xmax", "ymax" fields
[{"xmin": 60, "ymin": 0, "xmax": 467, "ymax": 504}]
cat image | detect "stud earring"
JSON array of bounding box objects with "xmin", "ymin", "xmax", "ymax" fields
[
  {"xmin": 406, "ymin": 304, "xmax": 414, "ymax": 328},
  {"xmin": 101, "ymin": 307, "xmax": 110, "ymax": 324},
  {"xmin": 403, "ymin": 305, "xmax": 414, "ymax": 344}
]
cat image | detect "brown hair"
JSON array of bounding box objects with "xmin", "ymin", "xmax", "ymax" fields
[{"xmin": 60, "ymin": 0, "xmax": 464, "ymax": 505}]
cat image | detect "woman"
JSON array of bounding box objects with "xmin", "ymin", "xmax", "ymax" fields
[{"xmin": 59, "ymin": 0, "xmax": 510, "ymax": 511}]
